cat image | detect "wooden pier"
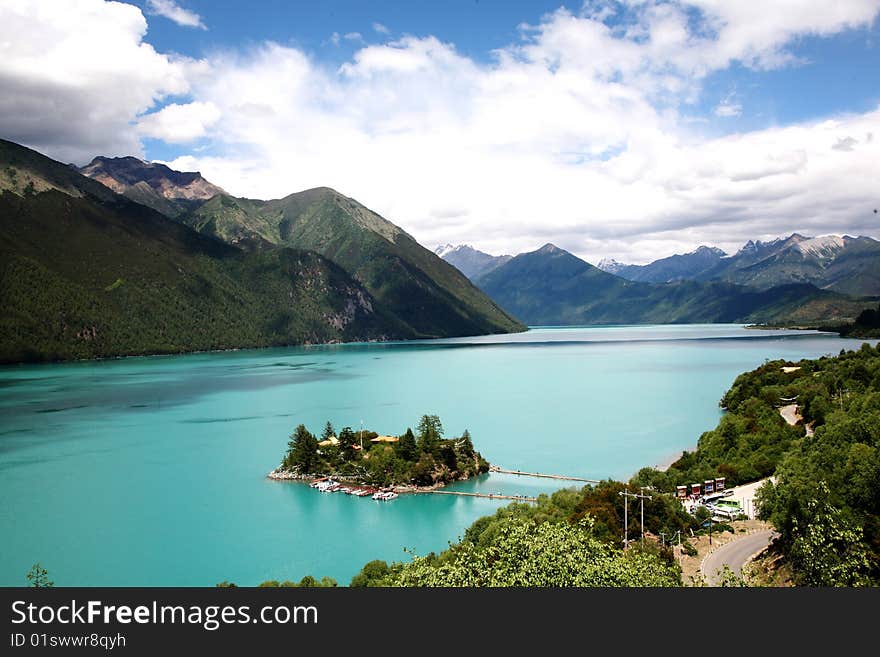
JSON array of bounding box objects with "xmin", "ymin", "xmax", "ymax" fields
[
  {"xmin": 489, "ymin": 466, "xmax": 600, "ymax": 484},
  {"xmin": 424, "ymin": 490, "xmax": 537, "ymax": 502}
]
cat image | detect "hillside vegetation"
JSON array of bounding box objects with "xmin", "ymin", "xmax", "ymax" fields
[
  {"xmin": 476, "ymin": 243, "xmax": 875, "ymax": 326},
  {"xmin": 0, "ymin": 140, "xmax": 408, "ymax": 362},
  {"xmin": 1, "ymin": 139, "xmax": 523, "ymax": 363},
  {"xmin": 631, "ymin": 344, "xmax": 880, "ymax": 585},
  {"xmin": 182, "ymin": 188, "xmax": 524, "ymax": 338}
]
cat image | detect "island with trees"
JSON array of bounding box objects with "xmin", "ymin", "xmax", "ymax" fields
[{"xmin": 267, "ymin": 414, "xmax": 490, "ymax": 492}]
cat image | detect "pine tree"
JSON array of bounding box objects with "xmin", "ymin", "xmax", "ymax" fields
[{"xmin": 396, "ymin": 428, "xmax": 418, "ymax": 461}]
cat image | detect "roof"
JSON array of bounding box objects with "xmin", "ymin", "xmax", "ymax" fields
[
  {"xmin": 318, "ymin": 436, "xmax": 339, "ymax": 447},
  {"xmin": 370, "ymin": 435, "xmax": 399, "ymax": 443}
]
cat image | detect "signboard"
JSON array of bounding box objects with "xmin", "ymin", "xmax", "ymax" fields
[
  {"xmin": 715, "ymin": 477, "xmax": 725, "ymax": 491},
  {"xmin": 703, "ymin": 479, "xmax": 715, "ymax": 494}
]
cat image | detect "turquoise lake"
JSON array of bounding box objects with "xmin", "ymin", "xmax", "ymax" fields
[{"xmin": 0, "ymin": 325, "xmax": 870, "ymax": 586}]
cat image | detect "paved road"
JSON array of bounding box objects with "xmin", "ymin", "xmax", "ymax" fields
[{"xmin": 701, "ymin": 529, "xmax": 777, "ymax": 585}]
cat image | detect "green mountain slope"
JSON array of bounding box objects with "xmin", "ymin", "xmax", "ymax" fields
[
  {"xmin": 476, "ymin": 243, "xmax": 875, "ymax": 326},
  {"xmin": 182, "ymin": 188, "xmax": 524, "ymax": 337},
  {"xmin": 0, "ymin": 139, "xmax": 409, "ymax": 363}
]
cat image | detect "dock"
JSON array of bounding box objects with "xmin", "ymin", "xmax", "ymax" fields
[
  {"xmin": 424, "ymin": 490, "xmax": 537, "ymax": 502},
  {"xmin": 489, "ymin": 466, "xmax": 600, "ymax": 484}
]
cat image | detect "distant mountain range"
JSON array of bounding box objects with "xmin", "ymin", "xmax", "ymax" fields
[
  {"xmin": 592, "ymin": 234, "xmax": 880, "ymax": 295},
  {"xmin": 598, "ymin": 245, "xmax": 727, "ymax": 283},
  {"xmin": 433, "ymin": 244, "xmax": 512, "ymax": 280},
  {"xmin": 439, "ymin": 241, "xmax": 879, "ymax": 327},
  {"xmin": 0, "ymin": 139, "xmax": 523, "ymax": 363}
]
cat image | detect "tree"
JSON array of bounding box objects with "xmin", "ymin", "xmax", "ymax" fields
[
  {"xmin": 337, "ymin": 426, "xmax": 358, "ymax": 461},
  {"xmin": 26, "ymin": 563, "xmax": 53, "ymax": 588},
  {"xmin": 417, "ymin": 414, "xmax": 443, "ymax": 455},
  {"xmin": 285, "ymin": 424, "xmax": 319, "ymax": 473},
  {"xmin": 321, "ymin": 421, "xmax": 335, "ymax": 441},
  {"xmin": 457, "ymin": 429, "xmax": 475, "ymax": 456},
  {"xmin": 788, "ymin": 483, "xmax": 872, "ymax": 586},
  {"xmin": 391, "ymin": 517, "xmax": 680, "ymax": 587},
  {"xmin": 350, "ymin": 560, "xmax": 393, "ymax": 587},
  {"xmin": 396, "ymin": 428, "xmax": 418, "ymax": 461}
]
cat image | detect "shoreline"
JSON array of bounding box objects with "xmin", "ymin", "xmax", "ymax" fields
[
  {"xmin": 653, "ymin": 447, "xmax": 694, "ymax": 473},
  {"xmin": 266, "ymin": 467, "xmax": 482, "ymax": 495}
]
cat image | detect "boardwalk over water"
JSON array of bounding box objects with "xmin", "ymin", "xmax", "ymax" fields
[
  {"xmin": 413, "ymin": 465, "xmax": 599, "ymax": 502},
  {"xmin": 490, "ymin": 466, "xmax": 600, "ymax": 484},
  {"xmin": 424, "ymin": 490, "xmax": 537, "ymax": 502}
]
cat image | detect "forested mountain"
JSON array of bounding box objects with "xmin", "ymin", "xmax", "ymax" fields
[
  {"xmin": 112, "ymin": 179, "xmax": 524, "ymax": 338},
  {"xmin": 475, "ymin": 243, "xmax": 875, "ymax": 326},
  {"xmin": 0, "ymin": 139, "xmax": 521, "ymax": 363}
]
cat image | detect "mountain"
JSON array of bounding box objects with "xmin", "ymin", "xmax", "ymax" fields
[
  {"xmin": 3, "ymin": 139, "xmax": 512, "ymax": 363},
  {"xmin": 604, "ymin": 245, "xmax": 727, "ymax": 283},
  {"xmin": 597, "ymin": 258, "xmax": 629, "ymax": 275},
  {"xmin": 434, "ymin": 244, "xmax": 512, "ymax": 280},
  {"xmin": 476, "ymin": 243, "xmax": 874, "ymax": 326},
  {"xmin": 695, "ymin": 233, "xmax": 880, "ymax": 296},
  {"xmin": 597, "ymin": 235, "xmax": 880, "ymax": 296},
  {"xmin": 177, "ymin": 190, "xmax": 523, "ymax": 337},
  {"xmin": 78, "ymin": 156, "xmax": 226, "ymax": 217}
]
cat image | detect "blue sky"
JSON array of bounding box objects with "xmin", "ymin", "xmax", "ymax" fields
[
  {"xmin": 1, "ymin": 1, "xmax": 879, "ymax": 263},
  {"xmin": 137, "ymin": 1, "xmax": 880, "ymax": 143}
]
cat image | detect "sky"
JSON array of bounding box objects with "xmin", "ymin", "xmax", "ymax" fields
[{"xmin": 0, "ymin": 0, "xmax": 878, "ymax": 264}]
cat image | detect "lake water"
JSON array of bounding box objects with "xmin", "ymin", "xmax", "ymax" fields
[{"xmin": 0, "ymin": 325, "xmax": 870, "ymax": 586}]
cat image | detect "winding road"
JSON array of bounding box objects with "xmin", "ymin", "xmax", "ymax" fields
[{"xmin": 701, "ymin": 529, "xmax": 778, "ymax": 585}]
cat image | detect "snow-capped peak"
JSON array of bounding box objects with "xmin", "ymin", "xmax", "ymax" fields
[
  {"xmin": 792, "ymin": 235, "xmax": 845, "ymax": 258},
  {"xmin": 597, "ymin": 257, "xmax": 629, "ymax": 274},
  {"xmin": 433, "ymin": 243, "xmax": 460, "ymax": 258}
]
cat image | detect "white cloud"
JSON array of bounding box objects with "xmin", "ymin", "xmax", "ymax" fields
[
  {"xmin": 0, "ymin": 0, "xmax": 193, "ymax": 162},
  {"xmin": 372, "ymin": 22, "xmax": 390, "ymax": 35},
  {"xmin": 146, "ymin": 0, "xmax": 206, "ymax": 30},
  {"xmin": 3, "ymin": 0, "xmax": 879, "ymax": 264},
  {"xmin": 137, "ymin": 101, "xmax": 220, "ymax": 143}
]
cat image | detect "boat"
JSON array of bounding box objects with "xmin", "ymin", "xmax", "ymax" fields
[{"xmin": 372, "ymin": 490, "xmax": 399, "ymax": 501}]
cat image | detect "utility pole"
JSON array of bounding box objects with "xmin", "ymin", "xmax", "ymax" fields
[
  {"xmin": 360, "ymin": 419, "xmax": 364, "ymax": 451},
  {"xmin": 619, "ymin": 487, "xmax": 639, "ymax": 549},
  {"xmin": 637, "ymin": 487, "xmax": 653, "ymax": 543}
]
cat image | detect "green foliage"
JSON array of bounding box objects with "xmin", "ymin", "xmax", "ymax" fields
[
  {"xmin": 283, "ymin": 425, "xmax": 320, "ymax": 473},
  {"xmin": 838, "ymin": 304, "xmax": 880, "ymax": 339},
  {"xmin": 708, "ymin": 565, "xmax": 749, "ymax": 587},
  {"xmin": 259, "ymin": 576, "xmax": 337, "ymax": 587},
  {"xmin": 350, "ymin": 560, "xmax": 399, "ymax": 587},
  {"xmin": 183, "ymin": 186, "xmax": 525, "ymax": 338},
  {"xmin": 388, "ymin": 518, "xmax": 680, "ymax": 587},
  {"xmin": 277, "ymin": 416, "xmax": 489, "ymax": 487},
  {"xmin": 395, "ymin": 428, "xmax": 418, "ymax": 461},
  {"xmin": 26, "ymin": 563, "xmax": 53, "ymax": 588},
  {"xmin": 0, "ymin": 139, "xmax": 523, "ymax": 365},
  {"xmin": 416, "ymin": 414, "xmax": 443, "ymax": 455}
]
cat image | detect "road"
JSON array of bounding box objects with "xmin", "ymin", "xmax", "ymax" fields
[{"xmin": 701, "ymin": 529, "xmax": 777, "ymax": 585}]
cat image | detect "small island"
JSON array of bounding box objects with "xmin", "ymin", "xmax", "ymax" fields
[{"xmin": 267, "ymin": 414, "xmax": 490, "ymax": 496}]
